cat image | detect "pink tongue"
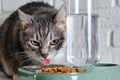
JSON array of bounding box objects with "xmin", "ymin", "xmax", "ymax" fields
[{"xmin": 42, "ymin": 59, "xmax": 50, "ymax": 65}]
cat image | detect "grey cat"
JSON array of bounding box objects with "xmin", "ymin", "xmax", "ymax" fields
[{"xmin": 0, "ymin": 2, "xmax": 67, "ymax": 80}]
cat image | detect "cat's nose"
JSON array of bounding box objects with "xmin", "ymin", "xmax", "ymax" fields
[{"xmin": 41, "ymin": 54, "xmax": 48, "ymax": 59}]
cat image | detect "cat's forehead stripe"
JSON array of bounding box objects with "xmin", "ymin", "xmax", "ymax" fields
[
  {"xmin": 33, "ymin": 14, "xmax": 55, "ymax": 40},
  {"xmin": 36, "ymin": 33, "xmax": 39, "ymax": 40},
  {"xmin": 37, "ymin": 22, "xmax": 51, "ymax": 39},
  {"xmin": 45, "ymin": 22, "xmax": 49, "ymax": 36},
  {"xmin": 39, "ymin": 23, "xmax": 42, "ymax": 38}
]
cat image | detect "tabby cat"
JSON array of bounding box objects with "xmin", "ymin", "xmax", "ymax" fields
[{"xmin": 0, "ymin": 2, "xmax": 67, "ymax": 80}]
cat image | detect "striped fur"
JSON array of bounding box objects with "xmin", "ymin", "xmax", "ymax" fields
[{"xmin": 0, "ymin": 2, "xmax": 66, "ymax": 80}]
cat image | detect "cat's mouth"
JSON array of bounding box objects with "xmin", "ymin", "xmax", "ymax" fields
[
  {"xmin": 40, "ymin": 54, "xmax": 50, "ymax": 65},
  {"xmin": 39, "ymin": 52, "xmax": 57, "ymax": 65},
  {"xmin": 41, "ymin": 59, "xmax": 50, "ymax": 65}
]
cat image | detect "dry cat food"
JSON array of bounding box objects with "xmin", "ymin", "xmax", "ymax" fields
[{"xmin": 37, "ymin": 66, "xmax": 86, "ymax": 73}]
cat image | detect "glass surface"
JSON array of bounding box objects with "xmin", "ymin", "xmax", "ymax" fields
[
  {"xmin": 67, "ymin": 14, "xmax": 99, "ymax": 66},
  {"xmin": 67, "ymin": 13, "xmax": 99, "ymax": 66},
  {"xmin": 66, "ymin": 0, "xmax": 99, "ymax": 66}
]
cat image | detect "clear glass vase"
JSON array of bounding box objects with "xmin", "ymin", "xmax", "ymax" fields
[{"xmin": 67, "ymin": 0, "xmax": 100, "ymax": 66}]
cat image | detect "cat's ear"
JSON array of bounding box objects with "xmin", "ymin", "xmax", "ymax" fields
[
  {"xmin": 55, "ymin": 4, "xmax": 67, "ymax": 31},
  {"xmin": 18, "ymin": 9, "xmax": 33, "ymax": 29}
]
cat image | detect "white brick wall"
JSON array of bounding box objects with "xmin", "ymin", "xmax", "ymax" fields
[
  {"xmin": 97, "ymin": 0, "xmax": 120, "ymax": 64},
  {"xmin": 0, "ymin": 0, "xmax": 120, "ymax": 65}
]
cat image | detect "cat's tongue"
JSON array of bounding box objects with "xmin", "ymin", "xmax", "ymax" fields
[{"xmin": 42, "ymin": 59, "xmax": 50, "ymax": 65}]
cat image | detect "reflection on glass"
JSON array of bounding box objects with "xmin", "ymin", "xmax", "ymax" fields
[{"xmin": 67, "ymin": 14, "xmax": 99, "ymax": 66}]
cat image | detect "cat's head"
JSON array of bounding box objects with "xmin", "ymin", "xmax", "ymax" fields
[{"xmin": 18, "ymin": 5, "xmax": 67, "ymax": 65}]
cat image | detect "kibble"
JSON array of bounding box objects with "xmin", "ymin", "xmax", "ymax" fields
[{"xmin": 38, "ymin": 66, "xmax": 86, "ymax": 73}]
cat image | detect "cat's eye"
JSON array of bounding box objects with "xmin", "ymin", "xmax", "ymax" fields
[
  {"xmin": 30, "ymin": 40, "xmax": 39, "ymax": 46},
  {"xmin": 50, "ymin": 39, "xmax": 60, "ymax": 45}
]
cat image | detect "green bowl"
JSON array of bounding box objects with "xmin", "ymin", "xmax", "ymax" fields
[
  {"xmin": 18, "ymin": 63, "xmax": 120, "ymax": 80},
  {"xmin": 18, "ymin": 65, "xmax": 90, "ymax": 80}
]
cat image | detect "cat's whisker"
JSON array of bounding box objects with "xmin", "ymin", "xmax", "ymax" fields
[
  {"xmin": 19, "ymin": 58, "xmax": 32, "ymax": 66},
  {"xmin": 10, "ymin": 51, "xmax": 31, "ymax": 62}
]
